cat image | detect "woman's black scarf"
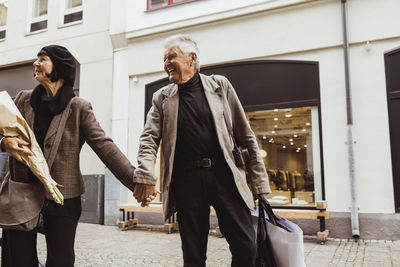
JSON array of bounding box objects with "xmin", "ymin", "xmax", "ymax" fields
[{"xmin": 29, "ymin": 84, "xmax": 75, "ymax": 149}]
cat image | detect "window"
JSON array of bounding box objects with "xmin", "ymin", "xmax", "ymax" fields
[
  {"xmin": 0, "ymin": 0, "xmax": 8, "ymax": 40},
  {"xmin": 64, "ymin": 0, "xmax": 82, "ymax": 24},
  {"xmin": 30, "ymin": 0, "xmax": 48, "ymax": 32},
  {"xmin": 247, "ymin": 106, "xmax": 322, "ymax": 207},
  {"xmin": 147, "ymin": 0, "xmax": 193, "ymax": 10}
]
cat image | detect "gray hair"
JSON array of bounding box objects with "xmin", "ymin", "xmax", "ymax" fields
[{"xmin": 164, "ymin": 34, "xmax": 200, "ymax": 71}]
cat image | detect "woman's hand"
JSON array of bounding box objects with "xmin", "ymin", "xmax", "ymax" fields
[{"xmin": 1, "ymin": 137, "xmax": 33, "ymax": 163}]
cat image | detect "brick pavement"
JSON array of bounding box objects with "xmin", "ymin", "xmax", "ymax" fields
[{"xmin": 1, "ymin": 223, "xmax": 400, "ymax": 266}]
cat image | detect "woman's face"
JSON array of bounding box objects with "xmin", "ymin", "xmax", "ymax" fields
[{"xmin": 33, "ymin": 55, "xmax": 53, "ymax": 83}]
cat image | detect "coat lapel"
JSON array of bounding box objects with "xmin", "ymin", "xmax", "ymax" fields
[
  {"xmin": 23, "ymin": 99, "xmax": 35, "ymax": 130},
  {"xmin": 200, "ymin": 74, "xmax": 230, "ymax": 147},
  {"xmin": 161, "ymin": 84, "xmax": 179, "ymax": 164}
]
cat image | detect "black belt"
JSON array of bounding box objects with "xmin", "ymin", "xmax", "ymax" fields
[{"xmin": 184, "ymin": 158, "xmax": 217, "ymax": 170}]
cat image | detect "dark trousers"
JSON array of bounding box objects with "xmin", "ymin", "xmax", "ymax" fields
[
  {"xmin": 173, "ymin": 164, "xmax": 257, "ymax": 267},
  {"xmin": 1, "ymin": 197, "xmax": 81, "ymax": 267}
]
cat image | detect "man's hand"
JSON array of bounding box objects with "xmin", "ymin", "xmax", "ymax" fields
[
  {"xmin": 133, "ymin": 183, "xmax": 160, "ymax": 207},
  {"xmin": 1, "ymin": 137, "xmax": 33, "ymax": 163}
]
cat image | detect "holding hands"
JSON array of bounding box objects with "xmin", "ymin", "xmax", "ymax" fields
[{"xmin": 133, "ymin": 183, "xmax": 160, "ymax": 207}]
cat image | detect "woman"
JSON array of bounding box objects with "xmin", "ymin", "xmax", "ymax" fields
[{"xmin": 0, "ymin": 45, "xmax": 137, "ymax": 267}]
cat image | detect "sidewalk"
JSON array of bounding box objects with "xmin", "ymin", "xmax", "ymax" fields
[{"xmin": 1, "ymin": 223, "xmax": 400, "ymax": 266}]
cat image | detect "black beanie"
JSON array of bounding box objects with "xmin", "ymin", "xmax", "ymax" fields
[{"xmin": 37, "ymin": 45, "xmax": 76, "ymax": 86}]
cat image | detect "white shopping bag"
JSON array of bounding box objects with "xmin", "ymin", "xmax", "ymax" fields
[{"xmin": 252, "ymin": 196, "xmax": 306, "ymax": 267}]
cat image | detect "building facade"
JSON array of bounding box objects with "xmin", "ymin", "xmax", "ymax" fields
[
  {"xmin": 0, "ymin": 0, "xmax": 129, "ymax": 225},
  {"xmin": 110, "ymin": 0, "xmax": 400, "ymax": 239},
  {"xmin": 1, "ymin": 0, "xmax": 399, "ymax": 239}
]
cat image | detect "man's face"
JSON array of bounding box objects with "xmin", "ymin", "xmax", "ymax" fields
[
  {"xmin": 163, "ymin": 46, "xmax": 196, "ymax": 84},
  {"xmin": 33, "ymin": 55, "xmax": 53, "ymax": 83}
]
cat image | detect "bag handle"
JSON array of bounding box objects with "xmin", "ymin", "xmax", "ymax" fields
[
  {"xmin": 211, "ymin": 75, "xmax": 241, "ymax": 150},
  {"xmin": 258, "ymin": 194, "xmax": 278, "ymax": 226},
  {"xmin": 47, "ymin": 98, "xmax": 74, "ymax": 170}
]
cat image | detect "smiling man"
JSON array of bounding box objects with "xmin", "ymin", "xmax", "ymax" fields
[{"xmin": 133, "ymin": 34, "xmax": 271, "ymax": 267}]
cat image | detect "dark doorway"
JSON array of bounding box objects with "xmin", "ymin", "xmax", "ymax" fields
[
  {"xmin": 385, "ymin": 47, "xmax": 400, "ymax": 213},
  {"xmin": 145, "ymin": 60, "xmax": 325, "ymax": 207},
  {"xmin": 145, "ymin": 60, "xmax": 320, "ymax": 114}
]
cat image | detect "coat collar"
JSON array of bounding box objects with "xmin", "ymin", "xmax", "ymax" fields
[
  {"xmin": 23, "ymin": 98, "xmax": 35, "ymax": 130},
  {"xmin": 161, "ymin": 73, "xmax": 221, "ymax": 98}
]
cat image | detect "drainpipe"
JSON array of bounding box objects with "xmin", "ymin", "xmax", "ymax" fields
[{"xmin": 341, "ymin": 0, "xmax": 360, "ymax": 238}]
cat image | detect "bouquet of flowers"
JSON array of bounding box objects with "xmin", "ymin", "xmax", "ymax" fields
[{"xmin": 0, "ymin": 91, "xmax": 64, "ymax": 204}]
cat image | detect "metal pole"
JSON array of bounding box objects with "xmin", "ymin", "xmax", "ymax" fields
[{"xmin": 341, "ymin": 0, "xmax": 360, "ymax": 238}]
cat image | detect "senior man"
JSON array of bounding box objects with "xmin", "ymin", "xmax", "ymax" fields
[{"xmin": 133, "ymin": 34, "xmax": 271, "ymax": 267}]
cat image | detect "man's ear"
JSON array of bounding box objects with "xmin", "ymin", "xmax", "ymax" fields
[{"xmin": 190, "ymin": 52, "xmax": 197, "ymax": 63}]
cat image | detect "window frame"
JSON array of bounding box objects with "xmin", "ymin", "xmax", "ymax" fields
[
  {"xmin": 246, "ymin": 105, "xmax": 323, "ymax": 208},
  {"xmin": 0, "ymin": 0, "xmax": 8, "ymax": 40},
  {"xmin": 26, "ymin": 0, "xmax": 48, "ymax": 34},
  {"xmin": 61, "ymin": 0, "xmax": 83, "ymax": 26},
  {"xmin": 146, "ymin": 0, "xmax": 196, "ymax": 11}
]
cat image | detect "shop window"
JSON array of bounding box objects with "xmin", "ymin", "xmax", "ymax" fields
[
  {"xmin": 247, "ymin": 106, "xmax": 322, "ymax": 207},
  {"xmin": 0, "ymin": 0, "xmax": 8, "ymax": 40},
  {"xmin": 30, "ymin": 0, "xmax": 48, "ymax": 32},
  {"xmin": 147, "ymin": 0, "xmax": 194, "ymax": 10},
  {"xmin": 64, "ymin": 0, "xmax": 82, "ymax": 24}
]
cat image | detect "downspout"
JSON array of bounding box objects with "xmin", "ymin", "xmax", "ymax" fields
[{"xmin": 341, "ymin": 0, "xmax": 360, "ymax": 238}]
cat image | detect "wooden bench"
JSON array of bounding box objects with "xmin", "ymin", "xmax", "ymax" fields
[
  {"xmin": 117, "ymin": 201, "xmax": 330, "ymax": 242},
  {"xmin": 117, "ymin": 204, "xmax": 178, "ymax": 233},
  {"xmin": 273, "ymin": 201, "xmax": 330, "ymax": 242}
]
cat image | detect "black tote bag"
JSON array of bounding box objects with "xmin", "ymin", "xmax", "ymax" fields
[{"xmin": 256, "ymin": 195, "xmax": 278, "ymax": 267}]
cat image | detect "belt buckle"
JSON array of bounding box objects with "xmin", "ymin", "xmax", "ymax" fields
[{"xmin": 201, "ymin": 158, "xmax": 212, "ymax": 168}]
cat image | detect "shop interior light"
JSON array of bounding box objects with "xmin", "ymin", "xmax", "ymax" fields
[
  {"xmin": 306, "ymin": 122, "xmax": 311, "ymax": 126},
  {"xmin": 302, "ymin": 129, "xmax": 306, "ymax": 132},
  {"xmin": 262, "ymin": 135, "xmax": 267, "ymax": 140},
  {"xmin": 289, "ymin": 138, "xmax": 293, "ymax": 142},
  {"xmin": 272, "ymin": 130, "xmax": 275, "ymax": 134},
  {"xmin": 274, "ymin": 125, "xmax": 278, "ymax": 128},
  {"xmin": 260, "ymin": 149, "xmax": 267, "ymax": 158},
  {"xmin": 274, "ymin": 117, "xmax": 278, "ymax": 121},
  {"xmin": 269, "ymin": 138, "xmax": 274, "ymax": 143},
  {"xmin": 304, "ymin": 145, "xmax": 307, "ymax": 148},
  {"xmin": 294, "ymin": 134, "xmax": 298, "ymax": 138},
  {"xmin": 290, "ymin": 142, "xmax": 294, "ymax": 145},
  {"xmin": 282, "ymin": 145, "xmax": 286, "ymax": 148},
  {"xmin": 274, "ymin": 109, "xmax": 278, "ymax": 112}
]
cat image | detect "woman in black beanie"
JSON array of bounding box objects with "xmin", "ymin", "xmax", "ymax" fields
[{"xmin": 0, "ymin": 45, "xmax": 145, "ymax": 266}]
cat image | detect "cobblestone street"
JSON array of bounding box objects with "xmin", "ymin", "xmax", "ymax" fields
[{"xmin": 2, "ymin": 223, "xmax": 398, "ymax": 267}]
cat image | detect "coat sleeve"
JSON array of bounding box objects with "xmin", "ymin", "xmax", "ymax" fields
[
  {"xmin": 217, "ymin": 75, "xmax": 271, "ymax": 195},
  {"xmin": 79, "ymin": 100, "xmax": 136, "ymax": 191},
  {"xmin": 132, "ymin": 91, "xmax": 164, "ymax": 185}
]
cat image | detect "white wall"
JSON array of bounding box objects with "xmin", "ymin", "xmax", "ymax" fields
[{"xmin": 121, "ymin": 0, "xmax": 400, "ymax": 213}]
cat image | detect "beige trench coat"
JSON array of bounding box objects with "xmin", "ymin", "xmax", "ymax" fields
[{"xmin": 134, "ymin": 74, "xmax": 271, "ymax": 221}]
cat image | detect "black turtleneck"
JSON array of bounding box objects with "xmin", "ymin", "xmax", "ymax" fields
[{"xmin": 174, "ymin": 73, "xmax": 223, "ymax": 166}]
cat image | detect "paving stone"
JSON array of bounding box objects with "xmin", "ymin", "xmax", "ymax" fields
[{"xmin": 1, "ymin": 223, "xmax": 399, "ymax": 266}]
